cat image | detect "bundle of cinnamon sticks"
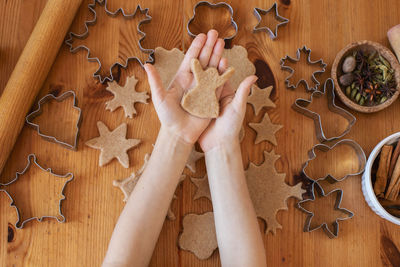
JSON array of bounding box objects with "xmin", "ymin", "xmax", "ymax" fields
[{"xmin": 373, "ymin": 140, "xmax": 400, "ymax": 217}]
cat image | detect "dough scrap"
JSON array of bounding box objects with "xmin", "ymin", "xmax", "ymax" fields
[
  {"xmin": 85, "ymin": 121, "xmax": 141, "ymax": 168},
  {"xmin": 248, "ymin": 113, "xmax": 282, "ymax": 145},
  {"xmin": 153, "ymin": 47, "xmax": 185, "ymax": 89},
  {"xmin": 181, "ymin": 59, "xmax": 235, "ymax": 118},
  {"xmin": 191, "ymin": 175, "xmax": 211, "ymax": 201},
  {"xmin": 247, "ymin": 85, "xmax": 276, "ymax": 115},
  {"xmin": 105, "ymin": 75, "xmax": 149, "ymax": 118},
  {"xmin": 179, "ymin": 212, "xmax": 218, "ymax": 260},
  {"xmin": 245, "ymin": 150, "xmax": 305, "ymax": 234}
]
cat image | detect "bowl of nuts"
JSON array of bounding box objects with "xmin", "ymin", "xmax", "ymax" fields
[{"xmin": 332, "ymin": 40, "xmax": 400, "ymax": 113}]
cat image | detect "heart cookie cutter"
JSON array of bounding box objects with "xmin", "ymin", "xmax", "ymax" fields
[
  {"xmin": 302, "ymin": 139, "xmax": 367, "ymax": 184},
  {"xmin": 280, "ymin": 46, "xmax": 327, "ymax": 91},
  {"xmin": 253, "ymin": 2, "xmax": 289, "ymax": 40},
  {"xmin": 26, "ymin": 90, "xmax": 82, "ymax": 150},
  {"xmin": 0, "ymin": 154, "xmax": 74, "ymax": 229},
  {"xmin": 293, "ymin": 78, "xmax": 356, "ymax": 143},
  {"xmin": 187, "ymin": 1, "xmax": 238, "ymax": 42},
  {"xmin": 65, "ymin": 0, "xmax": 154, "ymax": 83},
  {"xmin": 297, "ymin": 181, "xmax": 354, "ymax": 238}
]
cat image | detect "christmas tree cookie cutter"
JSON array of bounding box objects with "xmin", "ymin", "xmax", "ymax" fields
[
  {"xmin": 253, "ymin": 2, "xmax": 289, "ymax": 40},
  {"xmin": 25, "ymin": 90, "xmax": 82, "ymax": 150},
  {"xmin": 280, "ymin": 46, "xmax": 327, "ymax": 91},
  {"xmin": 65, "ymin": 0, "xmax": 154, "ymax": 83},
  {"xmin": 0, "ymin": 154, "xmax": 74, "ymax": 229},
  {"xmin": 292, "ymin": 78, "xmax": 356, "ymax": 143},
  {"xmin": 187, "ymin": 1, "xmax": 238, "ymax": 42},
  {"xmin": 297, "ymin": 181, "xmax": 354, "ymax": 238}
]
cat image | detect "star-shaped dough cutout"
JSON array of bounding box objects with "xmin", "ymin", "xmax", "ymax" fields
[
  {"xmin": 186, "ymin": 147, "xmax": 204, "ymax": 173},
  {"xmin": 85, "ymin": 121, "xmax": 141, "ymax": 168},
  {"xmin": 247, "ymin": 85, "xmax": 276, "ymax": 115},
  {"xmin": 105, "ymin": 75, "xmax": 149, "ymax": 118},
  {"xmin": 248, "ymin": 113, "xmax": 282, "ymax": 145},
  {"xmin": 191, "ymin": 175, "xmax": 211, "ymax": 201},
  {"xmin": 245, "ymin": 150, "xmax": 305, "ymax": 234},
  {"xmin": 181, "ymin": 58, "xmax": 235, "ymax": 118}
]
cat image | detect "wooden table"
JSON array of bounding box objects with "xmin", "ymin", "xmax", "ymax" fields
[{"xmin": 1, "ymin": 0, "xmax": 400, "ymax": 266}]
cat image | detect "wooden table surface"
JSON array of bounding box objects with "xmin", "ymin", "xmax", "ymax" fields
[{"xmin": 1, "ymin": 0, "xmax": 400, "ymax": 266}]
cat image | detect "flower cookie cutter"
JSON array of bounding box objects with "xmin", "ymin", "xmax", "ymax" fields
[
  {"xmin": 65, "ymin": 0, "xmax": 154, "ymax": 83},
  {"xmin": 253, "ymin": 2, "xmax": 289, "ymax": 40},
  {"xmin": 0, "ymin": 154, "xmax": 74, "ymax": 229},
  {"xmin": 292, "ymin": 78, "xmax": 356, "ymax": 143},
  {"xmin": 26, "ymin": 90, "xmax": 82, "ymax": 150},
  {"xmin": 280, "ymin": 46, "xmax": 327, "ymax": 91},
  {"xmin": 302, "ymin": 139, "xmax": 367, "ymax": 184},
  {"xmin": 297, "ymin": 181, "xmax": 354, "ymax": 238},
  {"xmin": 187, "ymin": 1, "xmax": 238, "ymax": 42}
]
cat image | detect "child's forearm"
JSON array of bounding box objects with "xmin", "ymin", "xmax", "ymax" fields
[
  {"xmin": 102, "ymin": 126, "xmax": 192, "ymax": 267},
  {"xmin": 205, "ymin": 139, "xmax": 267, "ymax": 267}
]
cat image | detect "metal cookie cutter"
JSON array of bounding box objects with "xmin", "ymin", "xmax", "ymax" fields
[
  {"xmin": 302, "ymin": 139, "xmax": 367, "ymax": 184},
  {"xmin": 253, "ymin": 2, "xmax": 289, "ymax": 40},
  {"xmin": 0, "ymin": 154, "xmax": 74, "ymax": 229},
  {"xmin": 293, "ymin": 78, "xmax": 356, "ymax": 143},
  {"xmin": 187, "ymin": 1, "xmax": 238, "ymax": 42},
  {"xmin": 65, "ymin": 0, "xmax": 154, "ymax": 83},
  {"xmin": 297, "ymin": 182, "xmax": 354, "ymax": 238},
  {"xmin": 26, "ymin": 91, "xmax": 82, "ymax": 150},
  {"xmin": 280, "ymin": 46, "xmax": 327, "ymax": 91}
]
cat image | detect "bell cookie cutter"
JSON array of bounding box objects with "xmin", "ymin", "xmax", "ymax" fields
[
  {"xmin": 253, "ymin": 2, "xmax": 289, "ymax": 40},
  {"xmin": 280, "ymin": 46, "xmax": 327, "ymax": 91},
  {"xmin": 26, "ymin": 90, "xmax": 82, "ymax": 150},
  {"xmin": 187, "ymin": 1, "xmax": 238, "ymax": 42},
  {"xmin": 302, "ymin": 139, "xmax": 367, "ymax": 185},
  {"xmin": 293, "ymin": 78, "xmax": 356, "ymax": 143},
  {"xmin": 0, "ymin": 154, "xmax": 74, "ymax": 229},
  {"xmin": 297, "ymin": 181, "xmax": 354, "ymax": 238},
  {"xmin": 65, "ymin": 0, "xmax": 154, "ymax": 83}
]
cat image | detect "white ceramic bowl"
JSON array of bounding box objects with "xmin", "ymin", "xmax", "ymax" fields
[{"xmin": 362, "ymin": 132, "xmax": 400, "ymax": 225}]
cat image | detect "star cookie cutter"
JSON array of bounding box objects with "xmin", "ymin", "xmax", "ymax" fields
[
  {"xmin": 0, "ymin": 154, "xmax": 74, "ymax": 229},
  {"xmin": 292, "ymin": 78, "xmax": 356, "ymax": 143},
  {"xmin": 187, "ymin": 1, "xmax": 238, "ymax": 42},
  {"xmin": 65, "ymin": 0, "xmax": 154, "ymax": 83},
  {"xmin": 297, "ymin": 181, "xmax": 354, "ymax": 238},
  {"xmin": 253, "ymin": 2, "xmax": 289, "ymax": 40},
  {"xmin": 280, "ymin": 46, "xmax": 327, "ymax": 91},
  {"xmin": 302, "ymin": 139, "xmax": 367, "ymax": 184},
  {"xmin": 26, "ymin": 90, "xmax": 82, "ymax": 150}
]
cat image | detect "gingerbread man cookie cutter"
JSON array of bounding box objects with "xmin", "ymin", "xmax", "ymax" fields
[{"xmin": 65, "ymin": 0, "xmax": 154, "ymax": 83}]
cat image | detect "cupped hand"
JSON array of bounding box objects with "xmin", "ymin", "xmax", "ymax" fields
[
  {"xmin": 198, "ymin": 74, "xmax": 258, "ymax": 152},
  {"xmin": 144, "ymin": 30, "xmax": 227, "ymax": 144}
]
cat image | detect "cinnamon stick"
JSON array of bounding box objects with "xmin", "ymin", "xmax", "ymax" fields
[
  {"xmin": 388, "ymin": 140, "xmax": 400, "ymax": 178},
  {"xmin": 385, "ymin": 155, "xmax": 400, "ymax": 200},
  {"xmin": 374, "ymin": 145, "xmax": 393, "ymax": 197}
]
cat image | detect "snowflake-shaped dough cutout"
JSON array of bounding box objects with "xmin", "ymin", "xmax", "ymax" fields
[
  {"xmin": 105, "ymin": 75, "xmax": 149, "ymax": 118},
  {"xmin": 245, "ymin": 150, "xmax": 305, "ymax": 234}
]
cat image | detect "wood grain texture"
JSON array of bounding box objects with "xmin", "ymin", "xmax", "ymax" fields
[{"xmin": 1, "ymin": 0, "xmax": 400, "ymax": 266}]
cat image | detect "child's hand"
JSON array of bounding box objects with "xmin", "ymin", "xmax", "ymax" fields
[
  {"xmin": 144, "ymin": 30, "xmax": 226, "ymax": 144},
  {"xmin": 198, "ymin": 74, "xmax": 257, "ymax": 152}
]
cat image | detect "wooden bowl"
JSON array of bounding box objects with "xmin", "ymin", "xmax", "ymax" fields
[{"xmin": 332, "ymin": 40, "xmax": 400, "ymax": 113}]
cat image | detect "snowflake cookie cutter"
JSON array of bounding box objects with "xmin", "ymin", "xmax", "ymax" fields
[
  {"xmin": 297, "ymin": 181, "xmax": 354, "ymax": 238},
  {"xmin": 26, "ymin": 90, "xmax": 82, "ymax": 150},
  {"xmin": 187, "ymin": 1, "xmax": 238, "ymax": 42},
  {"xmin": 0, "ymin": 154, "xmax": 74, "ymax": 229},
  {"xmin": 280, "ymin": 46, "xmax": 327, "ymax": 91},
  {"xmin": 253, "ymin": 2, "xmax": 289, "ymax": 40},
  {"xmin": 65, "ymin": 0, "xmax": 154, "ymax": 83},
  {"xmin": 302, "ymin": 139, "xmax": 367, "ymax": 185},
  {"xmin": 292, "ymin": 78, "xmax": 356, "ymax": 143}
]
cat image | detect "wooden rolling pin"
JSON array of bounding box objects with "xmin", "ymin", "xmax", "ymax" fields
[{"xmin": 0, "ymin": 0, "xmax": 83, "ymax": 174}]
